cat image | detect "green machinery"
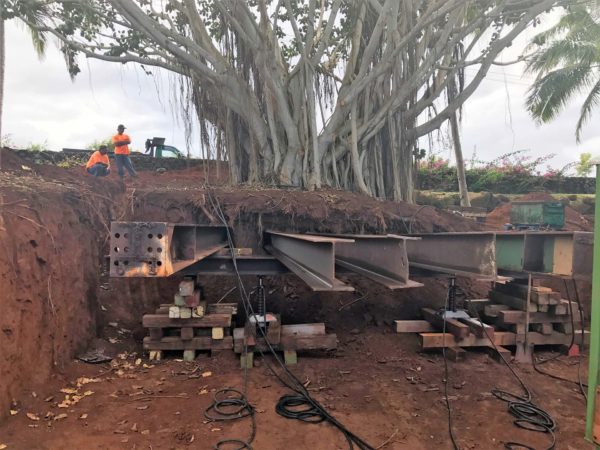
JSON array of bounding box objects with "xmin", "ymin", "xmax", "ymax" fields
[
  {"xmin": 509, "ymin": 201, "xmax": 565, "ymax": 230},
  {"xmin": 144, "ymin": 137, "xmax": 185, "ymax": 158}
]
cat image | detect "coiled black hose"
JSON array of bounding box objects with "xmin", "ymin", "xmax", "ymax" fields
[{"xmin": 204, "ymin": 388, "xmax": 256, "ymax": 450}]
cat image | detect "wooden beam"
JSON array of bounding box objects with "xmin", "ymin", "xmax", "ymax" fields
[
  {"xmin": 280, "ymin": 334, "xmax": 337, "ymax": 351},
  {"xmin": 499, "ymin": 310, "xmax": 581, "ymax": 324},
  {"xmin": 494, "ymin": 283, "xmax": 558, "ymax": 304},
  {"xmin": 484, "ymin": 304, "xmax": 512, "ymax": 318},
  {"xmin": 487, "ymin": 345, "xmax": 512, "ymax": 363},
  {"xmin": 142, "ymin": 313, "xmax": 232, "ymax": 329},
  {"xmin": 458, "ymin": 317, "xmax": 495, "ymax": 339},
  {"xmin": 551, "ymin": 300, "xmax": 577, "ymax": 316},
  {"xmin": 447, "ymin": 347, "xmax": 467, "ymax": 362},
  {"xmin": 281, "ymin": 323, "xmax": 327, "ymax": 337},
  {"xmin": 489, "ymin": 291, "xmax": 537, "ymax": 312},
  {"xmin": 421, "ymin": 308, "xmax": 470, "ymax": 339},
  {"xmin": 395, "ymin": 320, "xmax": 435, "ymax": 333},
  {"xmin": 419, "ymin": 332, "xmax": 516, "ymax": 349},
  {"xmin": 180, "ymin": 327, "xmax": 194, "ymax": 340},
  {"xmin": 527, "ymin": 330, "xmax": 589, "ymax": 346},
  {"xmin": 532, "ymin": 323, "xmax": 553, "ymax": 335}
]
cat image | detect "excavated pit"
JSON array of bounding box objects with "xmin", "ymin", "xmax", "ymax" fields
[
  {"xmin": 0, "ymin": 148, "xmax": 484, "ymax": 416},
  {"xmin": 0, "ymin": 148, "xmax": 592, "ymax": 449}
]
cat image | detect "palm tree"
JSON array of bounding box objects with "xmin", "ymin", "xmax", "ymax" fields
[
  {"xmin": 0, "ymin": 2, "xmax": 49, "ymax": 140},
  {"xmin": 526, "ymin": 6, "xmax": 600, "ymax": 142}
]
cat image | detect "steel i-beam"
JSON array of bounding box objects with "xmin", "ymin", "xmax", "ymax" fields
[
  {"xmin": 407, "ymin": 231, "xmax": 593, "ymax": 280},
  {"xmin": 494, "ymin": 231, "xmax": 593, "ymax": 279},
  {"xmin": 407, "ymin": 232, "xmax": 498, "ymax": 279},
  {"xmin": 110, "ymin": 222, "xmax": 229, "ymax": 277},
  {"xmin": 326, "ymin": 234, "xmax": 423, "ymax": 289},
  {"xmin": 264, "ymin": 231, "xmax": 355, "ymax": 291}
]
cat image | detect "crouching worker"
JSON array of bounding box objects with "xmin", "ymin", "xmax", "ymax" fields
[{"xmin": 86, "ymin": 145, "xmax": 111, "ymax": 177}]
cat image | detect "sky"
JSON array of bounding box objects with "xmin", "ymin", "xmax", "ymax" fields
[{"xmin": 3, "ymin": 16, "xmax": 599, "ymax": 172}]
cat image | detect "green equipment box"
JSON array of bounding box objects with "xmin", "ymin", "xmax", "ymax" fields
[{"xmin": 510, "ymin": 201, "xmax": 565, "ymax": 229}]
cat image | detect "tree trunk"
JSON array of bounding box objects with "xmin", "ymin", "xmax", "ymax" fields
[
  {"xmin": 12, "ymin": 0, "xmax": 556, "ymax": 202},
  {"xmin": 449, "ymin": 109, "xmax": 470, "ymax": 207}
]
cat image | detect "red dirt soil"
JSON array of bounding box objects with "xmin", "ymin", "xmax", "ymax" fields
[
  {"xmin": 0, "ymin": 332, "xmax": 591, "ymax": 450},
  {"xmin": 0, "ymin": 149, "xmax": 592, "ymax": 449},
  {"xmin": 486, "ymin": 192, "xmax": 593, "ymax": 231}
]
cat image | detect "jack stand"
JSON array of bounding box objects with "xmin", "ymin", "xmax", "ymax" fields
[
  {"xmin": 241, "ymin": 276, "xmax": 282, "ymax": 367},
  {"xmin": 440, "ymin": 277, "xmax": 470, "ymax": 320},
  {"xmin": 245, "ymin": 276, "xmax": 281, "ymax": 344}
]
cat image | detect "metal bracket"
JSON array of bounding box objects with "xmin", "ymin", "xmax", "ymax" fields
[{"xmin": 110, "ymin": 222, "xmax": 229, "ymax": 277}]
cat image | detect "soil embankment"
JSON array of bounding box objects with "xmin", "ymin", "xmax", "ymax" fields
[{"xmin": 0, "ymin": 169, "xmax": 116, "ymax": 416}]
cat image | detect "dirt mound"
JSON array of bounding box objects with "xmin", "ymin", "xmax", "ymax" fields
[
  {"xmin": 486, "ymin": 193, "xmax": 593, "ymax": 231},
  {"xmin": 518, "ymin": 192, "xmax": 556, "ymax": 201},
  {"xmin": 1, "ymin": 147, "xmax": 226, "ymax": 188},
  {"xmin": 0, "ymin": 147, "xmax": 27, "ymax": 171}
]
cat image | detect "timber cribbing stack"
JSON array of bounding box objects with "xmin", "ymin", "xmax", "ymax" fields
[
  {"xmin": 143, "ymin": 302, "xmax": 238, "ymax": 361},
  {"xmin": 395, "ymin": 280, "xmax": 587, "ymax": 361}
]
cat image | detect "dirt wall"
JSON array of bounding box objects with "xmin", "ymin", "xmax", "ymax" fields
[{"xmin": 0, "ymin": 172, "xmax": 116, "ymax": 418}]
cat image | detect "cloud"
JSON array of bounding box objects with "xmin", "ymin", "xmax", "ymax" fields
[{"xmin": 3, "ymin": 22, "xmax": 193, "ymax": 154}]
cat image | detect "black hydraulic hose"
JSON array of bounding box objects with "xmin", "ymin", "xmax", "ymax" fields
[{"xmin": 206, "ymin": 188, "xmax": 375, "ymax": 450}]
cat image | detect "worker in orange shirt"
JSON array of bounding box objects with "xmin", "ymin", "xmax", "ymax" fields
[
  {"xmin": 85, "ymin": 145, "xmax": 111, "ymax": 177},
  {"xmin": 111, "ymin": 124, "xmax": 137, "ymax": 179}
]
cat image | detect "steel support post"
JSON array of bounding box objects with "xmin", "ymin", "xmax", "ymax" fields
[{"xmin": 586, "ymin": 163, "xmax": 600, "ymax": 445}]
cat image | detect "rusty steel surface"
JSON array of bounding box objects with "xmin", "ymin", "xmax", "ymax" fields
[
  {"xmin": 572, "ymin": 232, "xmax": 594, "ymax": 280},
  {"xmin": 264, "ymin": 231, "xmax": 355, "ymax": 291},
  {"xmin": 407, "ymin": 232, "xmax": 498, "ymax": 279},
  {"xmin": 181, "ymin": 255, "xmax": 288, "ymax": 276},
  {"xmin": 110, "ymin": 222, "xmax": 228, "ymax": 277},
  {"xmin": 322, "ymin": 234, "xmax": 423, "ymax": 289}
]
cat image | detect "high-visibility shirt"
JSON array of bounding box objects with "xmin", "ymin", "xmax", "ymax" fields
[
  {"xmin": 112, "ymin": 133, "xmax": 131, "ymax": 155},
  {"xmin": 86, "ymin": 151, "xmax": 110, "ymax": 169}
]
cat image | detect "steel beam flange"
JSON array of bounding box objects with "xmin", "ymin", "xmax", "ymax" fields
[
  {"xmin": 110, "ymin": 222, "xmax": 229, "ymax": 277},
  {"xmin": 264, "ymin": 231, "xmax": 355, "ymax": 291}
]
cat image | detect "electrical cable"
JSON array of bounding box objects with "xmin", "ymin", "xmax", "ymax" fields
[
  {"xmin": 572, "ymin": 279, "xmax": 588, "ymax": 401},
  {"xmin": 441, "ymin": 278, "xmax": 461, "ymax": 450},
  {"xmin": 205, "ymin": 188, "xmax": 375, "ymax": 450},
  {"xmin": 470, "ymin": 295, "xmax": 556, "ymax": 450},
  {"xmin": 204, "ymin": 388, "xmax": 256, "ymax": 450},
  {"xmin": 531, "ymin": 279, "xmax": 587, "ymax": 400}
]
